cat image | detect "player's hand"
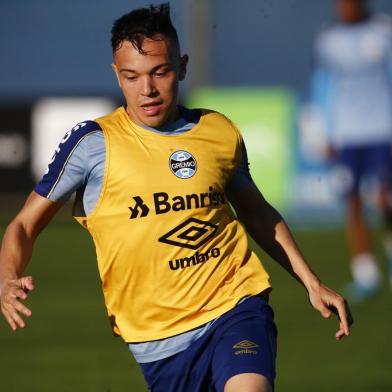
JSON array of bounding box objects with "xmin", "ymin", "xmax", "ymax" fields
[
  {"xmin": 0, "ymin": 276, "xmax": 34, "ymax": 331},
  {"xmin": 308, "ymin": 283, "xmax": 353, "ymax": 341}
]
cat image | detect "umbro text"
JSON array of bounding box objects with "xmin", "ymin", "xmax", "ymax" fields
[{"xmin": 168, "ymin": 247, "xmax": 221, "ymax": 270}]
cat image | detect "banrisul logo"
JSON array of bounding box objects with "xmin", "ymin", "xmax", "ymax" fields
[
  {"xmin": 170, "ymin": 150, "xmax": 197, "ymax": 179},
  {"xmin": 128, "ymin": 186, "xmax": 226, "ymax": 219},
  {"xmin": 128, "ymin": 196, "xmax": 150, "ymax": 219}
]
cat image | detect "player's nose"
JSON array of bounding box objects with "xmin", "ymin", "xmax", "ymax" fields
[{"xmin": 140, "ymin": 75, "xmax": 157, "ymax": 97}]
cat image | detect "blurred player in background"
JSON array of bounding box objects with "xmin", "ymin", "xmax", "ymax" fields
[
  {"xmin": 310, "ymin": 0, "xmax": 392, "ymax": 301},
  {"xmin": 0, "ymin": 4, "xmax": 352, "ymax": 391}
]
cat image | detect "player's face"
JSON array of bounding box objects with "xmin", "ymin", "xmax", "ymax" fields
[{"xmin": 112, "ymin": 36, "xmax": 188, "ymax": 128}]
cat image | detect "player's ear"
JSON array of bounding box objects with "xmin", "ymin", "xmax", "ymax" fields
[
  {"xmin": 112, "ymin": 63, "xmax": 121, "ymax": 87},
  {"xmin": 179, "ymin": 54, "xmax": 188, "ymax": 81}
]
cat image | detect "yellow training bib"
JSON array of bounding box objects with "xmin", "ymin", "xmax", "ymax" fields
[{"xmin": 74, "ymin": 107, "xmax": 271, "ymax": 342}]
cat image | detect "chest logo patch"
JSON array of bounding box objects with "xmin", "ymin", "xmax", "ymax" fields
[{"xmin": 169, "ymin": 150, "xmax": 197, "ymax": 179}]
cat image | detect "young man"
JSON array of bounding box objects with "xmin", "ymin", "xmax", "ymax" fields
[
  {"xmin": 0, "ymin": 4, "xmax": 352, "ymax": 392},
  {"xmin": 310, "ymin": 0, "xmax": 392, "ymax": 301}
]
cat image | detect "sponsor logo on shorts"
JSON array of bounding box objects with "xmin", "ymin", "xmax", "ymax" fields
[
  {"xmin": 170, "ymin": 150, "xmax": 197, "ymax": 179},
  {"xmin": 233, "ymin": 340, "xmax": 259, "ymax": 355}
]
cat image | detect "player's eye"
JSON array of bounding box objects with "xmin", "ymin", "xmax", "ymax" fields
[{"xmin": 154, "ymin": 70, "xmax": 168, "ymax": 78}]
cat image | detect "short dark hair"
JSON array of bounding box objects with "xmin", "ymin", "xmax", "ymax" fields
[{"xmin": 111, "ymin": 3, "xmax": 180, "ymax": 54}]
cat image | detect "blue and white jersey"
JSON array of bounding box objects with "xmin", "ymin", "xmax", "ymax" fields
[
  {"xmin": 311, "ymin": 14, "xmax": 392, "ymax": 147},
  {"xmin": 34, "ymin": 106, "xmax": 253, "ymax": 363}
]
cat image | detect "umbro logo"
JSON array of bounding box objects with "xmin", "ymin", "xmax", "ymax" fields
[
  {"xmin": 128, "ymin": 196, "xmax": 150, "ymax": 219},
  {"xmin": 159, "ymin": 218, "xmax": 220, "ymax": 270},
  {"xmin": 233, "ymin": 340, "xmax": 259, "ymax": 355},
  {"xmin": 233, "ymin": 340, "xmax": 259, "ymax": 349},
  {"xmin": 159, "ymin": 217, "xmax": 218, "ymax": 250}
]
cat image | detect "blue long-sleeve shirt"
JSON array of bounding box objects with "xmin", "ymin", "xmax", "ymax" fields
[{"xmin": 311, "ymin": 14, "xmax": 392, "ymax": 147}]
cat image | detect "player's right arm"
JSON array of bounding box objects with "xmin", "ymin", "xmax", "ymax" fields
[
  {"xmin": 0, "ymin": 192, "xmax": 64, "ymax": 330},
  {"xmin": 0, "ymin": 120, "xmax": 103, "ymax": 331}
]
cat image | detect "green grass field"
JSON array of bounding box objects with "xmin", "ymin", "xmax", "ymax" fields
[{"xmin": 0, "ymin": 210, "xmax": 391, "ymax": 391}]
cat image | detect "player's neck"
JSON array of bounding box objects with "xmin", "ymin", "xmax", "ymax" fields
[{"xmin": 139, "ymin": 106, "xmax": 199, "ymax": 134}]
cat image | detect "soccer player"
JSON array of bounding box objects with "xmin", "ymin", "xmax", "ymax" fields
[
  {"xmin": 0, "ymin": 4, "xmax": 352, "ymax": 391},
  {"xmin": 310, "ymin": 0, "xmax": 392, "ymax": 301}
]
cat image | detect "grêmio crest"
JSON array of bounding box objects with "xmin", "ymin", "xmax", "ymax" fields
[{"xmin": 169, "ymin": 150, "xmax": 197, "ymax": 179}]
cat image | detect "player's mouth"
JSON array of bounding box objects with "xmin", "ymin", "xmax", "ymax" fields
[{"xmin": 141, "ymin": 101, "xmax": 163, "ymax": 116}]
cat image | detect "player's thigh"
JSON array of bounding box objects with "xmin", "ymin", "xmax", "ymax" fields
[
  {"xmin": 364, "ymin": 144, "xmax": 392, "ymax": 199},
  {"xmin": 334, "ymin": 146, "xmax": 362, "ymax": 198},
  {"xmin": 211, "ymin": 301, "xmax": 277, "ymax": 392},
  {"xmin": 364, "ymin": 144, "xmax": 392, "ymax": 176},
  {"xmin": 224, "ymin": 372, "xmax": 272, "ymax": 392}
]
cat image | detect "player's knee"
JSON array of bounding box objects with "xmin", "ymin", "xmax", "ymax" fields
[{"xmin": 224, "ymin": 372, "xmax": 272, "ymax": 392}]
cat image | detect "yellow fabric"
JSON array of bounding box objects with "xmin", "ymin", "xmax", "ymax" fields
[{"xmin": 74, "ymin": 106, "xmax": 271, "ymax": 342}]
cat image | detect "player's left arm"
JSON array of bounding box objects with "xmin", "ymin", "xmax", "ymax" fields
[{"xmin": 227, "ymin": 181, "xmax": 353, "ymax": 341}]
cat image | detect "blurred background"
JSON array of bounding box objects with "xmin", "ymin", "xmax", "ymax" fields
[{"xmin": 0, "ymin": 0, "xmax": 391, "ymax": 391}]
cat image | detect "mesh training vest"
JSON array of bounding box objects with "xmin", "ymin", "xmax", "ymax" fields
[{"xmin": 74, "ymin": 107, "xmax": 271, "ymax": 342}]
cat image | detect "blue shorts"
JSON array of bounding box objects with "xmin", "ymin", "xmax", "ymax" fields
[
  {"xmin": 335, "ymin": 143, "xmax": 392, "ymax": 197},
  {"xmin": 139, "ymin": 295, "xmax": 277, "ymax": 392}
]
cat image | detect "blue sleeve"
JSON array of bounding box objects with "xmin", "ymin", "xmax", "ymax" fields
[
  {"xmin": 389, "ymin": 49, "xmax": 392, "ymax": 96},
  {"xmin": 310, "ymin": 33, "xmax": 332, "ymax": 111},
  {"xmin": 310, "ymin": 67, "xmax": 331, "ymax": 108},
  {"xmin": 34, "ymin": 120, "xmax": 102, "ymax": 201},
  {"xmin": 310, "ymin": 33, "xmax": 334, "ymax": 142},
  {"xmin": 227, "ymin": 140, "xmax": 253, "ymax": 193}
]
